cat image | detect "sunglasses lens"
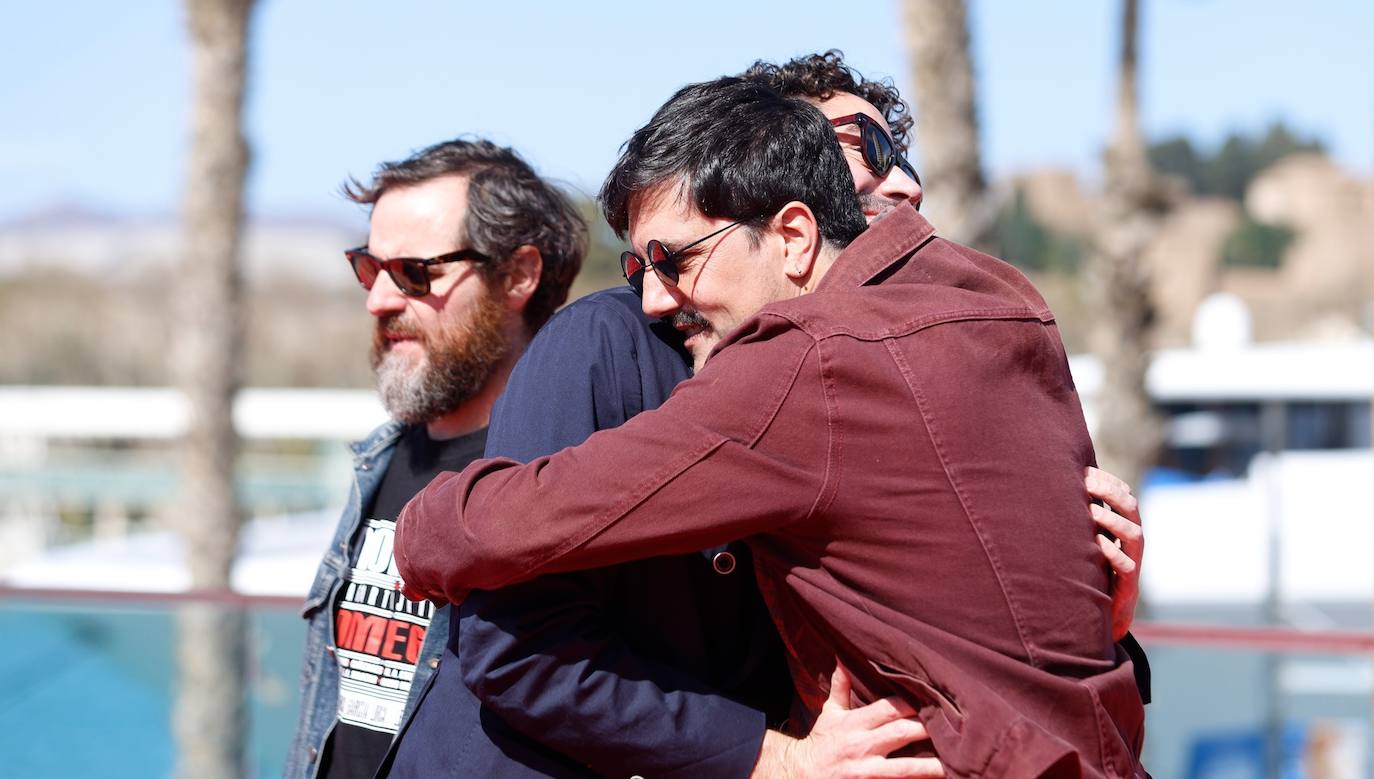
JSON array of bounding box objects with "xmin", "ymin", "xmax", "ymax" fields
[
  {"xmin": 620, "ymin": 251, "xmax": 646, "ymax": 295},
  {"xmin": 863, "ymin": 123, "xmax": 894, "ymax": 176},
  {"xmin": 392, "ymin": 260, "xmax": 430, "ymax": 296},
  {"xmin": 620, "ymin": 251, "xmax": 646, "ymax": 279},
  {"xmin": 347, "ymin": 252, "xmax": 380, "ymax": 290},
  {"xmin": 647, "ymin": 241, "xmax": 679, "ymax": 286}
]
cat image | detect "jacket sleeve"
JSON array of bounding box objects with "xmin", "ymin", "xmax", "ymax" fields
[
  {"xmin": 395, "ymin": 314, "xmax": 827, "ymax": 605},
  {"xmin": 457, "ymin": 295, "xmax": 771, "ymax": 777}
]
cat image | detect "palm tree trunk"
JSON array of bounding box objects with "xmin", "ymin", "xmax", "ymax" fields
[
  {"xmin": 172, "ymin": 0, "xmax": 255, "ymax": 776},
  {"xmin": 901, "ymin": 0, "xmax": 993, "ymax": 245},
  {"xmin": 1083, "ymin": 0, "xmax": 1168, "ymax": 493}
]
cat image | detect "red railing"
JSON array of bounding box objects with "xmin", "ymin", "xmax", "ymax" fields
[
  {"xmin": 3, "ymin": 584, "xmax": 1373, "ymax": 654},
  {"xmin": 0, "ymin": 584, "xmax": 302, "ymax": 609},
  {"xmin": 1131, "ymin": 622, "xmax": 1374, "ymax": 654}
]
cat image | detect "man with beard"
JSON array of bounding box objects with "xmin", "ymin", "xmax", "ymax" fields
[{"xmin": 284, "ymin": 139, "xmax": 585, "ymax": 779}]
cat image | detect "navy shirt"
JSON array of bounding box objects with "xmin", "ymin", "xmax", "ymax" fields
[{"xmin": 386, "ymin": 288, "xmax": 790, "ymax": 778}]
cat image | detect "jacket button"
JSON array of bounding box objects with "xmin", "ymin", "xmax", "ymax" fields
[
  {"xmin": 712, "ymin": 551, "xmax": 736, "ymax": 575},
  {"xmin": 360, "ymin": 463, "xmax": 372, "ymax": 471},
  {"xmin": 307, "ymin": 747, "xmax": 318, "ymax": 763}
]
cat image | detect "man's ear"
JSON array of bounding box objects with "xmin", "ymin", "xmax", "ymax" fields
[
  {"xmin": 774, "ymin": 201, "xmax": 822, "ymax": 284},
  {"xmin": 502, "ymin": 245, "xmax": 542, "ymax": 312}
]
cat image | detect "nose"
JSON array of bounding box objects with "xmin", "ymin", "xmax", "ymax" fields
[
  {"xmin": 878, "ymin": 165, "xmax": 923, "ymax": 209},
  {"xmin": 639, "ymin": 270, "xmax": 681, "ymax": 320},
  {"xmin": 365, "ymin": 271, "xmax": 409, "ymax": 317}
]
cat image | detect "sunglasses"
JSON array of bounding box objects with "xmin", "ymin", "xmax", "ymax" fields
[
  {"xmin": 619, "ymin": 218, "xmax": 747, "ymax": 296},
  {"xmin": 344, "ymin": 246, "xmax": 492, "ymax": 297},
  {"xmin": 828, "ymin": 113, "xmax": 922, "ymax": 189}
]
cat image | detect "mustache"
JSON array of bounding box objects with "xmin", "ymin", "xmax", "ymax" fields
[
  {"xmin": 376, "ymin": 313, "xmax": 421, "ymax": 340},
  {"xmin": 668, "ymin": 311, "xmax": 711, "ymax": 330},
  {"xmin": 371, "ymin": 313, "xmax": 424, "ymax": 368}
]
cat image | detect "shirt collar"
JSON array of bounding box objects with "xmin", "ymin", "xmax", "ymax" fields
[{"xmin": 817, "ymin": 202, "xmax": 936, "ymax": 292}]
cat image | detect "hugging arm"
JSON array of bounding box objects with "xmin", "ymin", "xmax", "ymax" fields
[
  {"xmin": 395, "ymin": 322, "xmax": 828, "ymax": 602},
  {"xmin": 1085, "ymin": 466, "xmax": 1144, "ymax": 641},
  {"xmin": 1085, "ymin": 465, "xmax": 1151, "ymax": 702}
]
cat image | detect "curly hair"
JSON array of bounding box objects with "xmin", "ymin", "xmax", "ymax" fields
[
  {"xmin": 343, "ymin": 138, "xmax": 586, "ymax": 332},
  {"xmin": 740, "ymin": 50, "xmax": 913, "ymax": 154}
]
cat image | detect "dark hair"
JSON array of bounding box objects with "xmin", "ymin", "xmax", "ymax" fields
[
  {"xmin": 344, "ymin": 138, "xmax": 585, "ymax": 331},
  {"xmin": 599, "ymin": 77, "xmax": 867, "ymax": 248},
  {"xmin": 741, "ymin": 49, "xmax": 913, "ymax": 154}
]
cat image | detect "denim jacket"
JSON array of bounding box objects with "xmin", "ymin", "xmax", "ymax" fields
[{"xmin": 283, "ymin": 419, "xmax": 449, "ymax": 779}]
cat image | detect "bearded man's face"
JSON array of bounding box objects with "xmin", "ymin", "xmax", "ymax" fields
[{"xmin": 361, "ymin": 176, "xmax": 513, "ymax": 424}]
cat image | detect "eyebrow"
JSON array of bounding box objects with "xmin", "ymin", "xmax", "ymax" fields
[{"xmin": 658, "ymin": 239, "xmax": 697, "ymax": 256}]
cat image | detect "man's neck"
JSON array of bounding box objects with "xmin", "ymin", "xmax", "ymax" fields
[{"xmin": 801, "ymin": 245, "xmax": 844, "ymax": 295}]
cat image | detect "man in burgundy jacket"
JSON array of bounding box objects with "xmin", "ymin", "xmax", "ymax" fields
[{"xmin": 396, "ymin": 77, "xmax": 1147, "ymax": 777}]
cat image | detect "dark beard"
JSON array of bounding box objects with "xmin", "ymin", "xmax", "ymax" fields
[
  {"xmin": 669, "ymin": 310, "xmax": 711, "ymax": 330},
  {"xmin": 858, "ymin": 192, "xmax": 907, "ymax": 221},
  {"xmin": 370, "ymin": 284, "xmax": 511, "ymax": 425}
]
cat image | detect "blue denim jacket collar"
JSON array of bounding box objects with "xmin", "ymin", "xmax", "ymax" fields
[{"xmin": 350, "ymin": 419, "xmax": 405, "ymax": 465}]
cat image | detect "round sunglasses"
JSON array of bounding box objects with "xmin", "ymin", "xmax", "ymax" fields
[
  {"xmin": 827, "ymin": 113, "xmax": 922, "ymax": 189},
  {"xmin": 619, "ymin": 218, "xmax": 747, "ymax": 297},
  {"xmin": 344, "ymin": 246, "xmax": 492, "ymax": 297}
]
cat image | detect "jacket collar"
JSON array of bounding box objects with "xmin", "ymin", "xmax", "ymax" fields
[
  {"xmin": 816, "ymin": 202, "xmax": 937, "ymax": 292},
  {"xmin": 350, "ymin": 418, "xmax": 406, "ymax": 462}
]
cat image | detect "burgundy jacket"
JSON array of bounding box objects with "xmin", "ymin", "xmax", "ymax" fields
[{"xmin": 396, "ymin": 204, "xmax": 1147, "ymax": 778}]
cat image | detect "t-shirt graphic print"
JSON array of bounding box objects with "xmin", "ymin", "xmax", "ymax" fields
[{"xmin": 334, "ymin": 516, "xmax": 434, "ymax": 733}]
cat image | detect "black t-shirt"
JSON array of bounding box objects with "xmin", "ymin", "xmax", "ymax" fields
[{"xmin": 321, "ymin": 425, "xmax": 487, "ymax": 779}]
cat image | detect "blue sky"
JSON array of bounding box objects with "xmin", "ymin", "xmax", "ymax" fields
[{"xmin": 1, "ymin": 0, "xmax": 1369, "ymax": 229}]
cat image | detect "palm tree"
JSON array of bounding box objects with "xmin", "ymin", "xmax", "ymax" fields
[
  {"xmin": 1083, "ymin": 0, "xmax": 1173, "ymax": 492},
  {"xmin": 172, "ymin": 0, "xmax": 256, "ymax": 776},
  {"xmin": 901, "ymin": 0, "xmax": 995, "ymax": 246}
]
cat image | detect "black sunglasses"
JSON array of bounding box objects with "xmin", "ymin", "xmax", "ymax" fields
[
  {"xmin": 619, "ymin": 218, "xmax": 747, "ymax": 296},
  {"xmin": 828, "ymin": 113, "xmax": 922, "ymax": 190},
  {"xmin": 344, "ymin": 246, "xmax": 492, "ymax": 297}
]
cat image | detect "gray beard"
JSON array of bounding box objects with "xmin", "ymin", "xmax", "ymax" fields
[
  {"xmin": 374, "ymin": 349, "xmax": 473, "ymax": 425},
  {"xmin": 371, "ymin": 286, "xmax": 510, "ymax": 425}
]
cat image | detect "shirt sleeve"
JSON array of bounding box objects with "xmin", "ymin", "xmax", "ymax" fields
[
  {"xmin": 395, "ymin": 314, "xmax": 828, "ymax": 602},
  {"xmin": 459, "ymin": 579, "xmax": 767, "ymax": 778},
  {"xmin": 458, "ymin": 295, "xmax": 772, "ymax": 778}
]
